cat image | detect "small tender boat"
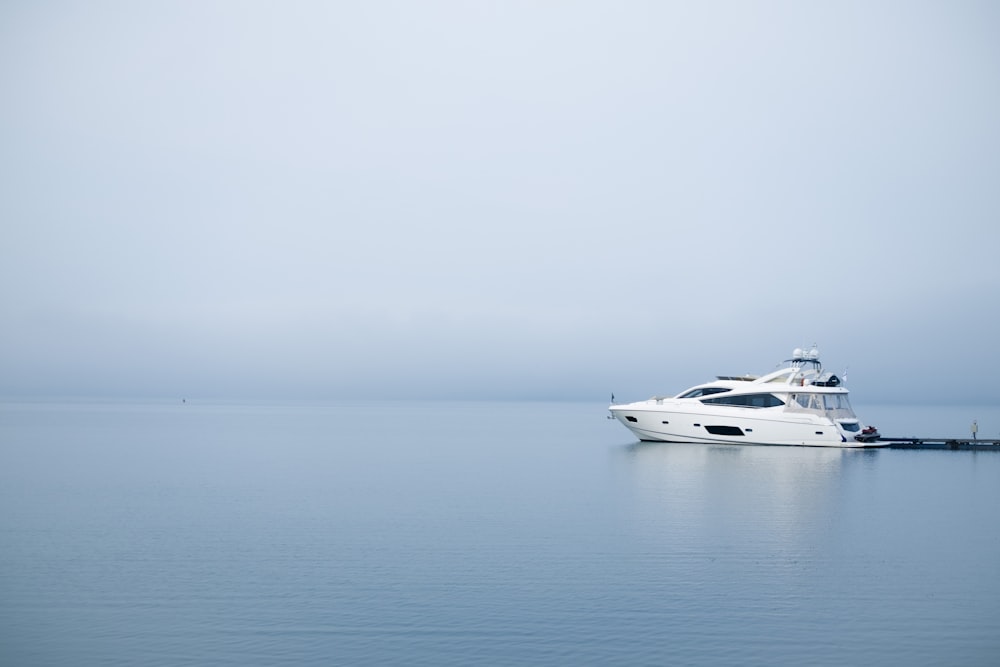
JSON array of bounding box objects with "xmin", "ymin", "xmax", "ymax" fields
[{"xmin": 609, "ymin": 347, "xmax": 883, "ymax": 447}]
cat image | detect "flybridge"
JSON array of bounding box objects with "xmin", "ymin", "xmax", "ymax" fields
[{"xmin": 715, "ymin": 347, "xmax": 828, "ymax": 384}]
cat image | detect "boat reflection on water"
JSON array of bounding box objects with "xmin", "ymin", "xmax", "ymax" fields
[{"xmin": 616, "ymin": 441, "xmax": 879, "ymax": 553}]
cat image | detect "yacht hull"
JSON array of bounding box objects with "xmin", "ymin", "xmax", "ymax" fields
[{"xmin": 610, "ymin": 403, "xmax": 884, "ymax": 448}]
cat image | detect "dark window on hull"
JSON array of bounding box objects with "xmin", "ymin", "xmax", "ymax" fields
[
  {"xmin": 705, "ymin": 425, "xmax": 745, "ymax": 436},
  {"xmin": 625, "ymin": 416, "xmax": 638, "ymax": 422}
]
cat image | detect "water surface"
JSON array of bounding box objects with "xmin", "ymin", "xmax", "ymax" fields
[{"xmin": 1, "ymin": 400, "xmax": 998, "ymax": 665}]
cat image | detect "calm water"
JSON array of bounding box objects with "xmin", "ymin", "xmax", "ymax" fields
[{"xmin": 1, "ymin": 400, "xmax": 998, "ymax": 666}]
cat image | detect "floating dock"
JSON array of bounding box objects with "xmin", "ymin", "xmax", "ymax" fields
[{"xmin": 878, "ymin": 437, "xmax": 1000, "ymax": 451}]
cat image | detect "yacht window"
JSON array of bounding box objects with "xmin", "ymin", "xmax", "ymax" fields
[
  {"xmin": 790, "ymin": 392, "xmax": 853, "ymax": 413},
  {"xmin": 791, "ymin": 393, "xmax": 824, "ymax": 410},
  {"xmin": 705, "ymin": 425, "xmax": 744, "ymax": 436},
  {"xmin": 679, "ymin": 387, "xmax": 732, "ymax": 398},
  {"xmin": 824, "ymin": 394, "xmax": 850, "ymax": 410},
  {"xmin": 701, "ymin": 393, "xmax": 785, "ymax": 408}
]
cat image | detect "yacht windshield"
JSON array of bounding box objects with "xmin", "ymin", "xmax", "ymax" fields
[{"xmin": 679, "ymin": 387, "xmax": 731, "ymax": 398}]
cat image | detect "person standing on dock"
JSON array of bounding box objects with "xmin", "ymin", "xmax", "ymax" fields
[{"xmin": 971, "ymin": 420, "xmax": 978, "ymax": 440}]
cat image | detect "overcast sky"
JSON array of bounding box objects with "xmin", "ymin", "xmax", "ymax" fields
[{"xmin": 2, "ymin": 1, "xmax": 998, "ymax": 403}]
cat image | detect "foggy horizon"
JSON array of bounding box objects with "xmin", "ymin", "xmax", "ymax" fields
[{"xmin": 3, "ymin": 2, "xmax": 999, "ymax": 405}]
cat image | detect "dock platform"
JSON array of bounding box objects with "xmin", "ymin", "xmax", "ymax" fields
[{"xmin": 878, "ymin": 437, "xmax": 1000, "ymax": 451}]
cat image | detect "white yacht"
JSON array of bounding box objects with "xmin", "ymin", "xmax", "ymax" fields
[{"xmin": 609, "ymin": 347, "xmax": 883, "ymax": 447}]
